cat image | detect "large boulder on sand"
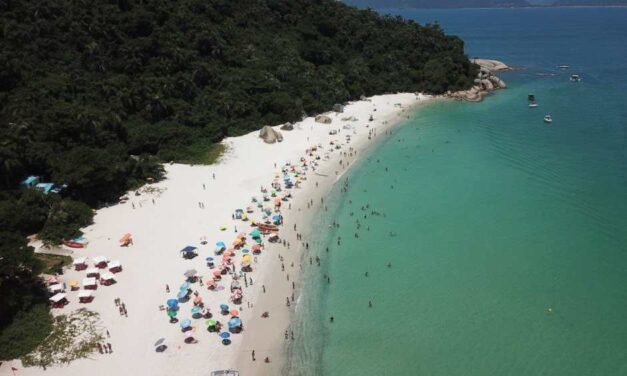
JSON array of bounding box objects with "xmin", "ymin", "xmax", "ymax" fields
[
  {"xmin": 259, "ymin": 126, "xmax": 283, "ymax": 144},
  {"xmin": 280, "ymin": 122, "xmax": 294, "ymax": 131},
  {"xmin": 315, "ymin": 115, "xmax": 332, "ymax": 124}
]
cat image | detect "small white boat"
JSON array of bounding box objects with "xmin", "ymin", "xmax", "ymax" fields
[
  {"xmin": 570, "ymin": 74, "xmax": 581, "ymax": 82},
  {"xmin": 544, "ymin": 115, "xmax": 553, "ymax": 123},
  {"xmin": 529, "ymin": 102, "xmax": 539, "ymax": 108},
  {"xmin": 558, "ymin": 64, "xmax": 570, "ymax": 70}
]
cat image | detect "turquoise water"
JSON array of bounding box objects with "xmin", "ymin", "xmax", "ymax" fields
[{"xmin": 287, "ymin": 8, "xmax": 627, "ymax": 376}]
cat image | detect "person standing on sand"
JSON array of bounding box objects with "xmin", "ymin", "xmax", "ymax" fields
[
  {"xmin": 252, "ymin": 350, "xmax": 256, "ymax": 361},
  {"xmin": 165, "ymin": 284, "xmax": 170, "ymax": 293}
]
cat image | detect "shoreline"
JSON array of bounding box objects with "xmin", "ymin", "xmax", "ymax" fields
[
  {"xmin": 2, "ymin": 93, "xmax": 436, "ymax": 376},
  {"xmin": 236, "ymin": 94, "xmax": 438, "ymax": 375}
]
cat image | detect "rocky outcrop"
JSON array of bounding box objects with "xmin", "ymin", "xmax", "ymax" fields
[
  {"xmin": 280, "ymin": 122, "xmax": 294, "ymax": 131},
  {"xmin": 448, "ymin": 58, "xmax": 509, "ymax": 102},
  {"xmin": 259, "ymin": 126, "xmax": 283, "ymax": 143},
  {"xmin": 315, "ymin": 115, "xmax": 332, "ymax": 124}
]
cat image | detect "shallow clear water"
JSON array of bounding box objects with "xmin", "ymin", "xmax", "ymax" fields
[{"xmin": 287, "ymin": 7, "xmax": 627, "ymax": 376}]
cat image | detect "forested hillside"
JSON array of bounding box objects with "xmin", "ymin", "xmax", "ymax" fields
[{"xmin": 0, "ymin": 0, "xmax": 476, "ymax": 359}]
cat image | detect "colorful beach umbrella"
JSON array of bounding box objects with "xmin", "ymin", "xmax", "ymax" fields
[
  {"xmin": 180, "ymin": 319, "xmax": 192, "ymax": 328},
  {"xmin": 230, "ymin": 309, "xmax": 239, "ymax": 316},
  {"xmin": 167, "ymin": 310, "xmax": 178, "ymax": 318},
  {"xmin": 216, "ymin": 241, "xmax": 226, "ymax": 248},
  {"xmin": 167, "ymin": 299, "xmax": 179, "ymax": 308},
  {"xmin": 220, "ymin": 304, "xmax": 229, "ymax": 311},
  {"xmin": 220, "ymin": 332, "xmax": 230, "ymax": 339},
  {"xmin": 249, "ymin": 229, "xmax": 261, "ymax": 238},
  {"xmin": 205, "ymin": 319, "xmax": 217, "ymax": 327},
  {"xmin": 228, "ymin": 317, "xmax": 242, "ymax": 328},
  {"xmin": 177, "ymin": 290, "xmax": 187, "ymax": 299},
  {"xmin": 180, "ymin": 282, "xmax": 190, "ymax": 290},
  {"xmin": 191, "ymin": 306, "xmax": 202, "ymax": 315}
]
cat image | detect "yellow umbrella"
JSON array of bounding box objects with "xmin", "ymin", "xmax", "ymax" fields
[
  {"xmin": 242, "ymin": 254, "xmax": 252, "ymax": 262},
  {"xmin": 69, "ymin": 280, "xmax": 78, "ymax": 287}
]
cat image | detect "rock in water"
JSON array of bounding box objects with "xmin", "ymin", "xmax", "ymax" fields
[{"xmin": 259, "ymin": 126, "xmax": 283, "ymax": 144}]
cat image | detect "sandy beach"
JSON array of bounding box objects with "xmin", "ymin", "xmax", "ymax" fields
[{"xmin": 1, "ymin": 93, "xmax": 434, "ymax": 376}]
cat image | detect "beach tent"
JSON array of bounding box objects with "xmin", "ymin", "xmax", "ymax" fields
[
  {"xmin": 72, "ymin": 257, "xmax": 88, "ymax": 270},
  {"xmin": 82, "ymin": 277, "xmax": 97, "ymax": 289},
  {"xmin": 78, "ymin": 290, "xmax": 94, "ymax": 303},
  {"xmin": 108, "ymin": 260, "xmax": 122, "ymax": 273},
  {"xmin": 86, "ymin": 267, "xmax": 100, "ymax": 277},
  {"xmin": 100, "ymin": 272, "xmax": 116, "ymax": 286},
  {"xmin": 50, "ymin": 293, "xmax": 68, "ymax": 307},
  {"xmin": 93, "ymin": 256, "xmax": 108, "ymax": 268}
]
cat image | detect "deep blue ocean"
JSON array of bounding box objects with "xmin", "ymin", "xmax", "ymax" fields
[{"xmin": 287, "ymin": 7, "xmax": 627, "ymax": 376}]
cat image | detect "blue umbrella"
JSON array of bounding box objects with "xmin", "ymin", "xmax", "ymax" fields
[
  {"xmin": 220, "ymin": 304, "xmax": 229, "ymax": 311},
  {"xmin": 191, "ymin": 306, "xmax": 202, "ymax": 315},
  {"xmin": 180, "ymin": 319, "xmax": 192, "ymax": 328},
  {"xmin": 228, "ymin": 317, "xmax": 242, "ymax": 328},
  {"xmin": 216, "ymin": 241, "xmax": 226, "ymax": 248},
  {"xmin": 167, "ymin": 299, "xmax": 179, "ymax": 308},
  {"xmin": 205, "ymin": 256, "xmax": 214, "ymax": 262},
  {"xmin": 180, "ymin": 282, "xmax": 190, "ymax": 290},
  {"xmin": 177, "ymin": 290, "xmax": 187, "ymax": 299},
  {"xmin": 272, "ymin": 214, "xmax": 282, "ymax": 221},
  {"xmin": 220, "ymin": 332, "xmax": 230, "ymax": 339}
]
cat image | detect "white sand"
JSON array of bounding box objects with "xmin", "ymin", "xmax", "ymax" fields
[{"xmin": 2, "ymin": 93, "xmax": 435, "ymax": 376}]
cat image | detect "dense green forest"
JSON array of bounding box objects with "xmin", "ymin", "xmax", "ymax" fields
[{"xmin": 0, "ymin": 0, "xmax": 476, "ymax": 359}]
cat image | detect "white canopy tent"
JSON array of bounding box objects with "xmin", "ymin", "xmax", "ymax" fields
[{"xmin": 49, "ymin": 293, "xmax": 67, "ymax": 303}]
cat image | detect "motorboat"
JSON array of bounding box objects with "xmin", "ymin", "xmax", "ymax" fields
[
  {"xmin": 543, "ymin": 115, "xmax": 553, "ymax": 123},
  {"xmin": 570, "ymin": 74, "xmax": 581, "ymax": 82},
  {"xmin": 558, "ymin": 64, "xmax": 570, "ymax": 70},
  {"xmin": 529, "ymin": 102, "xmax": 539, "ymax": 108}
]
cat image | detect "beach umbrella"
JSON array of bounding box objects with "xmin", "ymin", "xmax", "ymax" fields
[
  {"xmin": 228, "ymin": 317, "xmax": 242, "ymax": 328},
  {"xmin": 237, "ymin": 232, "xmax": 246, "ymax": 239},
  {"xmin": 184, "ymin": 331, "xmax": 194, "ymax": 339},
  {"xmin": 205, "ymin": 256, "xmax": 214, "ymax": 262},
  {"xmin": 180, "ymin": 319, "xmax": 192, "ymax": 329},
  {"xmin": 193, "ymin": 296, "xmax": 202, "ymax": 305},
  {"xmin": 252, "ymin": 244, "xmax": 261, "ymax": 251},
  {"xmin": 167, "ymin": 299, "xmax": 179, "ymax": 308},
  {"xmin": 167, "ymin": 310, "xmax": 178, "ymax": 318},
  {"xmin": 184, "ymin": 269, "xmax": 197, "ymax": 278},
  {"xmin": 154, "ymin": 338, "xmax": 166, "ymax": 347},
  {"xmin": 180, "ymin": 282, "xmax": 190, "ymax": 290},
  {"xmin": 206, "ymin": 279, "xmax": 215, "ymax": 286},
  {"xmin": 249, "ymin": 229, "xmax": 261, "ymax": 238},
  {"xmin": 220, "ymin": 332, "xmax": 230, "ymax": 339},
  {"xmin": 220, "ymin": 304, "xmax": 229, "ymax": 311},
  {"xmin": 216, "ymin": 241, "xmax": 226, "ymax": 248},
  {"xmin": 212, "ymin": 270, "xmax": 222, "ymax": 277},
  {"xmin": 177, "ymin": 290, "xmax": 188, "ymax": 299},
  {"xmin": 205, "ymin": 319, "xmax": 217, "ymax": 327},
  {"xmin": 191, "ymin": 306, "xmax": 202, "ymax": 315},
  {"xmin": 242, "ymin": 254, "xmax": 252, "ymax": 262},
  {"xmin": 230, "ymin": 309, "xmax": 239, "ymax": 316},
  {"xmin": 241, "ymin": 248, "xmax": 250, "ymax": 254},
  {"xmin": 68, "ymin": 280, "xmax": 78, "ymax": 288}
]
